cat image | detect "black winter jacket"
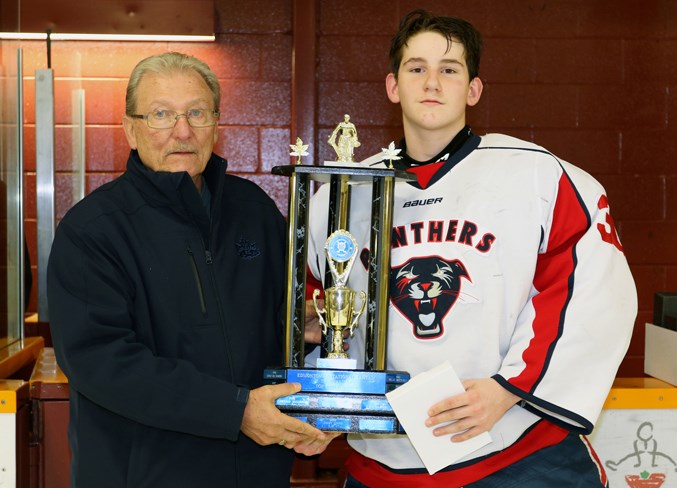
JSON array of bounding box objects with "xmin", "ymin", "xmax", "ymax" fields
[{"xmin": 47, "ymin": 151, "xmax": 294, "ymax": 487}]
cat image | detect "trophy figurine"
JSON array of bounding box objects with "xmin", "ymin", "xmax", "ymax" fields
[
  {"xmin": 312, "ymin": 230, "xmax": 366, "ymax": 364},
  {"xmin": 327, "ymin": 114, "xmax": 360, "ymax": 163}
]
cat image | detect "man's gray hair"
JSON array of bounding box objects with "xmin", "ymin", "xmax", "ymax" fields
[{"xmin": 125, "ymin": 52, "xmax": 220, "ymax": 115}]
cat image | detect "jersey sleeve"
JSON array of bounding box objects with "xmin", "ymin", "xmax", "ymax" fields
[
  {"xmin": 307, "ymin": 184, "xmax": 331, "ymax": 286},
  {"xmin": 494, "ymin": 161, "xmax": 637, "ymax": 433}
]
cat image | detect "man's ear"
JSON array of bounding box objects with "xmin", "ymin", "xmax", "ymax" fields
[
  {"xmin": 467, "ymin": 77, "xmax": 483, "ymax": 107},
  {"xmin": 385, "ymin": 73, "xmax": 400, "ymax": 103},
  {"xmin": 122, "ymin": 116, "xmax": 137, "ymax": 149}
]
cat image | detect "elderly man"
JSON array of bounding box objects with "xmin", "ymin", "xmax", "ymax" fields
[{"xmin": 47, "ymin": 52, "xmax": 332, "ymax": 488}]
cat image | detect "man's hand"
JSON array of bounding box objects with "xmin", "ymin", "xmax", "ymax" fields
[
  {"xmin": 241, "ymin": 382, "xmax": 337, "ymax": 455},
  {"xmin": 292, "ymin": 432, "xmax": 344, "ymax": 456},
  {"xmin": 425, "ymin": 378, "xmax": 520, "ymax": 442}
]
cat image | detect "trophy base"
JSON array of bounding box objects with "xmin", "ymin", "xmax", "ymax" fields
[
  {"xmin": 265, "ymin": 367, "xmax": 409, "ymax": 434},
  {"xmin": 264, "ymin": 367, "xmax": 409, "ymax": 394},
  {"xmin": 287, "ymin": 412, "xmax": 403, "ymax": 434}
]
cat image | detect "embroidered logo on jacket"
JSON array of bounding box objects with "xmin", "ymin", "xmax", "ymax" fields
[
  {"xmin": 235, "ymin": 237, "xmax": 260, "ymax": 260},
  {"xmin": 390, "ymin": 256, "xmax": 470, "ymax": 339}
]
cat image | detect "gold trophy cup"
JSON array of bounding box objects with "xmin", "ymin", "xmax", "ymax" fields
[{"xmin": 312, "ymin": 230, "xmax": 366, "ymax": 360}]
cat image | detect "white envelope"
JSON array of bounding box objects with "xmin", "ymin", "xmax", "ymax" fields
[{"xmin": 386, "ymin": 361, "xmax": 492, "ymax": 474}]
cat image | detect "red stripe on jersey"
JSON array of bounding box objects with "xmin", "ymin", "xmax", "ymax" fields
[
  {"xmin": 306, "ymin": 266, "xmax": 324, "ymax": 300},
  {"xmin": 407, "ymin": 161, "xmax": 446, "ymax": 189},
  {"xmin": 345, "ymin": 421, "xmax": 569, "ymax": 488},
  {"xmin": 510, "ymin": 173, "xmax": 589, "ymax": 392}
]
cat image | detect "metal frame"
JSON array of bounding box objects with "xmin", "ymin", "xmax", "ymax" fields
[{"xmin": 274, "ymin": 164, "xmax": 413, "ymax": 370}]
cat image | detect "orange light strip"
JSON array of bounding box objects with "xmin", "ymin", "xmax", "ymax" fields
[{"xmin": 0, "ymin": 32, "xmax": 215, "ymax": 42}]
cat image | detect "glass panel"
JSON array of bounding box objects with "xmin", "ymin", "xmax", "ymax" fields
[
  {"xmin": 35, "ymin": 49, "xmax": 87, "ymax": 321},
  {"xmin": 0, "ymin": 41, "xmax": 24, "ymax": 350}
]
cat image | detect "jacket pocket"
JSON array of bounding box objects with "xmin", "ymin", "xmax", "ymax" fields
[{"xmin": 186, "ymin": 245, "xmax": 207, "ymax": 314}]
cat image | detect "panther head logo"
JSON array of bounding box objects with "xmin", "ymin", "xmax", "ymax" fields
[{"xmin": 390, "ymin": 256, "xmax": 470, "ymax": 339}]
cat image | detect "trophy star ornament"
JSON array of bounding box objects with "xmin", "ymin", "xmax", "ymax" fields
[
  {"xmin": 289, "ymin": 137, "xmax": 310, "ymax": 164},
  {"xmin": 381, "ymin": 141, "xmax": 402, "ymax": 169}
]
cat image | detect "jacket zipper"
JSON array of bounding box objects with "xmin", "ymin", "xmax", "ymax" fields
[
  {"xmin": 196, "ymin": 231, "xmax": 235, "ymax": 379},
  {"xmin": 186, "ymin": 245, "xmax": 207, "ymax": 314}
]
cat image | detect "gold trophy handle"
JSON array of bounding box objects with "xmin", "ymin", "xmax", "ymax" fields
[
  {"xmin": 312, "ymin": 289, "xmax": 328, "ymax": 335},
  {"xmin": 347, "ymin": 291, "xmax": 367, "ymax": 337}
]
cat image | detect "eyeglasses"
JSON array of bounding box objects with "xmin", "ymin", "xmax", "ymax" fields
[{"xmin": 128, "ymin": 108, "xmax": 220, "ymax": 129}]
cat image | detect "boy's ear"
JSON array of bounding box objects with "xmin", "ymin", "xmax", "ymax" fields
[
  {"xmin": 467, "ymin": 77, "xmax": 483, "ymax": 107},
  {"xmin": 385, "ymin": 73, "xmax": 400, "ymax": 103}
]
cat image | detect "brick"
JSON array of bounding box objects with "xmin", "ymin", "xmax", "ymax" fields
[
  {"xmin": 597, "ymin": 174, "xmax": 663, "ymax": 221},
  {"xmin": 668, "ymin": 177, "xmax": 677, "ymax": 221},
  {"xmin": 617, "ymin": 355, "xmax": 645, "ymax": 378},
  {"xmin": 240, "ymin": 174, "xmax": 289, "ymax": 216},
  {"xmin": 577, "ymin": 1, "xmax": 666, "ymax": 39},
  {"xmin": 318, "ymin": 82, "xmax": 398, "ymax": 126},
  {"xmin": 630, "ymin": 265, "xmax": 666, "ymax": 312},
  {"xmin": 622, "ymin": 128, "xmax": 677, "ymax": 175},
  {"xmin": 578, "ymin": 83, "xmax": 667, "ymax": 130},
  {"xmin": 21, "ymin": 77, "xmax": 127, "ymax": 126},
  {"xmin": 319, "ymin": 0, "xmax": 396, "ymax": 35},
  {"xmin": 482, "ymin": 38, "xmax": 536, "ymax": 84},
  {"xmin": 258, "ymin": 34, "xmax": 292, "ymax": 82},
  {"xmin": 668, "ymin": 2, "xmax": 677, "ymax": 38},
  {"xmin": 86, "ymin": 127, "xmax": 131, "ymax": 172},
  {"xmin": 625, "ymin": 39, "xmax": 673, "ymax": 84},
  {"xmin": 532, "ymin": 129, "xmax": 620, "ymax": 176},
  {"xmin": 23, "ymin": 174, "xmax": 36, "ymax": 220},
  {"xmin": 620, "ymin": 221, "xmax": 677, "ymax": 266},
  {"xmin": 261, "ymin": 128, "xmax": 292, "ymax": 172},
  {"xmin": 666, "ymin": 266, "xmax": 677, "ymax": 290},
  {"xmin": 86, "ymin": 173, "xmax": 122, "ymax": 195},
  {"xmin": 398, "ymin": 0, "xmax": 489, "ymax": 33},
  {"xmin": 533, "ymin": 39, "xmax": 622, "ymax": 85},
  {"xmin": 77, "ymin": 79, "xmax": 128, "ymax": 125},
  {"xmin": 484, "ymin": 84, "xmax": 578, "ymax": 128},
  {"xmin": 22, "ymin": 124, "xmax": 85, "ymax": 172},
  {"xmin": 318, "ymin": 36, "xmax": 391, "ymax": 82},
  {"xmin": 467, "ymin": 93, "xmax": 489, "ymax": 130},
  {"xmin": 219, "ymin": 80, "xmax": 291, "ymax": 125},
  {"xmin": 54, "ymin": 172, "xmax": 81, "ymax": 220},
  {"xmin": 216, "ymin": 0, "xmax": 291, "ymax": 34},
  {"xmin": 23, "ymin": 125, "xmax": 36, "ymax": 172},
  {"xmin": 486, "ymin": 0, "xmax": 580, "ymax": 38},
  {"xmin": 669, "ymin": 84, "xmax": 677, "ymax": 129},
  {"xmin": 176, "ymin": 38, "xmax": 261, "ymax": 80},
  {"xmin": 216, "ymin": 126, "xmax": 259, "ymax": 172}
]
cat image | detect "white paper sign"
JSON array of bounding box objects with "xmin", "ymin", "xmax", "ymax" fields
[{"xmin": 386, "ymin": 361, "xmax": 492, "ymax": 474}]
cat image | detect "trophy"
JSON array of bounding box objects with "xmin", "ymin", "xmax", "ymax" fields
[
  {"xmin": 313, "ymin": 230, "xmax": 366, "ymax": 364},
  {"xmin": 265, "ymin": 117, "xmax": 415, "ymax": 433}
]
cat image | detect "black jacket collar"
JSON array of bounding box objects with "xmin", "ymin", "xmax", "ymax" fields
[{"xmin": 125, "ymin": 150, "xmax": 228, "ymax": 235}]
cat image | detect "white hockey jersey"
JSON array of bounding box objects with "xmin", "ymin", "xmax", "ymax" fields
[{"xmin": 306, "ymin": 133, "xmax": 637, "ymax": 475}]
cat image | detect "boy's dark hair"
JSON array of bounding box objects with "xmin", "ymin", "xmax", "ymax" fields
[{"xmin": 389, "ymin": 9, "xmax": 483, "ymax": 81}]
